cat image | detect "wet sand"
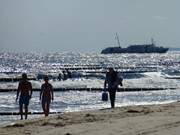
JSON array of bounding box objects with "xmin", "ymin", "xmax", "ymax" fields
[{"xmin": 1, "ymin": 102, "xmax": 180, "ymax": 135}]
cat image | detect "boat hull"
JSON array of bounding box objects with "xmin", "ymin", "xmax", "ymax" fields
[{"xmin": 101, "ymin": 45, "xmax": 169, "ymax": 54}]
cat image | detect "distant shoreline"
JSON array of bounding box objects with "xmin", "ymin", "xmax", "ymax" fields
[{"xmin": 169, "ymin": 48, "xmax": 180, "ymax": 51}]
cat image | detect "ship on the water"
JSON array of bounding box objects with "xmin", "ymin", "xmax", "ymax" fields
[{"xmin": 101, "ymin": 33, "xmax": 169, "ymax": 54}]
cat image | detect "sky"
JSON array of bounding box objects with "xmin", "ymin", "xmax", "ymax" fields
[{"xmin": 0, "ymin": 0, "xmax": 179, "ymax": 53}]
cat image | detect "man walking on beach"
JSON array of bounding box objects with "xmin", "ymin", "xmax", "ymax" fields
[
  {"xmin": 16, "ymin": 73, "xmax": 33, "ymax": 120},
  {"xmin": 104, "ymin": 67, "xmax": 122, "ymax": 108}
]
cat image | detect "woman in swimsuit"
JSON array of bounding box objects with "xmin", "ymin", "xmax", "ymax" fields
[{"xmin": 40, "ymin": 75, "xmax": 54, "ymax": 116}]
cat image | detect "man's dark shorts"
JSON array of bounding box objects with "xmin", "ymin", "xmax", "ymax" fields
[{"xmin": 19, "ymin": 95, "xmax": 30, "ymax": 106}]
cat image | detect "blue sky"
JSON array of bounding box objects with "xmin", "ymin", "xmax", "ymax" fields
[{"xmin": 0, "ymin": 0, "xmax": 179, "ymax": 52}]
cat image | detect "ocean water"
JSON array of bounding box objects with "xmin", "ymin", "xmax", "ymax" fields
[
  {"xmin": 0, "ymin": 51, "xmax": 180, "ymax": 125},
  {"xmin": 0, "ymin": 90, "xmax": 180, "ymax": 125},
  {"xmin": 0, "ymin": 51, "xmax": 180, "ymax": 73}
]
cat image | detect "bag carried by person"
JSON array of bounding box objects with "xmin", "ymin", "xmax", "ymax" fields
[
  {"xmin": 113, "ymin": 75, "xmax": 123, "ymax": 88},
  {"xmin": 117, "ymin": 76, "xmax": 123, "ymax": 86},
  {"xmin": 102, "ymin": 90, "xmax": 108, "ymax": 101}
]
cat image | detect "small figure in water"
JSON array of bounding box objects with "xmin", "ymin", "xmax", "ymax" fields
[
  {"xmin": 104, "ymin": 68, "xmax": 122, "ymax": 108},
  {"xmin": 62, "ymin": 70, "xmax": 68, "ymax": 80},
  {"xmin": 16, "ymin": 73, "xmax": 33, "ymax": 120},
  {"xmin": 66, "ymin": 69, "xmax": 72, "ymax": 78},
  {"xmin": 58, "ymin": 73, "xmax": 62, "ymax": 81},
  {"xmin": 40, "ymin": 75, "xmax": 54, "ymax": 116}
]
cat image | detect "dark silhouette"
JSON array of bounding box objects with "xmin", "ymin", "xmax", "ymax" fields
[
  {"xmin": 66, "ymin": 69, "xmax": 72, "ymax": 78},
  {"xmin": 40, "ymin": 76, "xmax": 54, "ymax": 116},
  {"xmin": 102, "ymin": 90, "xmax": 108, "ymax": 101},
  {"xmin": 104, "ymin": 68, "xmax": 122, "ymax": 108},
  {"xmin": 16, "ymin": 73, "xmax": 33, "ymax": 120},
  {"xmin": 101, "ymin": 35, "xmax": 169, "ymax": 54},
  {"xmin": 62, "ymin": 70, "xmax": 68, "ymax": 80},
  {"xmin": 58, "ymin": 73, "xmax": 62, "ymax": 81},
  {"xmin": 37, "ymin": 73, "xmax": 44, "ymax": 80}
]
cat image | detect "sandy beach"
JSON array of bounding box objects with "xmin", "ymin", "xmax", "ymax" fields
[{"xmin": 1, "ymin": 102, "xmax": 180, "ymax": 135}]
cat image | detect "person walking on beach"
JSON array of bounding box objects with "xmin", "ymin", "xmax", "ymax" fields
[
  {"xmin": 104, "ymin": 67, "xmax": 122, "ymax": 108},
  {"xmin": 40, "ymin": 76, "xmax": 54, "ymax": 116},
  {"xmin": 16, "ymin": 73, "xmax": 33, "ymax": 120}
]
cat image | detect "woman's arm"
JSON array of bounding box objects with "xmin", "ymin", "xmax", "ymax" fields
[
  {"xmin": 51, "ymin": 85, "xmax": 54, "ymax": 101},
  {"xmin": 39, "ymin": 85, "xmax": 43, "ymax": 100},
  {"xmin": 29, "ymin": 82, "xmax": 33, "ymax": 99},
  {"xmin": 16, "ymin": 82, "xmax": 21, "ymax": 102},
  {"xmin": 104, "ymin": 73, "xmax": 108, "ymax": 90}
]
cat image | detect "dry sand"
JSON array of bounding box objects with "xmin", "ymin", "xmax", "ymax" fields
[{"xmin": 1, "ymin": 102, "xmax": 180, "ymax": 135}]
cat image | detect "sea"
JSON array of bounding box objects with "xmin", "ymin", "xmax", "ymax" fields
[{"xmin": 0, "ymin": 51, "xmax": 180, "ymax": 125}]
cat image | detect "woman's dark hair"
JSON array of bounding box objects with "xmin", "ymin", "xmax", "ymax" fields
[
  {"xmin": 22, "ymin": 73, "xmax": 27, "ymax": 80},
  {"xmin": 44, "ymin": 75, "xmax": 49, "ymax": 81}
]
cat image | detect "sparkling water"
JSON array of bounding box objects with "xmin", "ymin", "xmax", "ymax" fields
[{"xmin": 0, "ymin": 51, "xmax": 180, "ymax": 125}]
